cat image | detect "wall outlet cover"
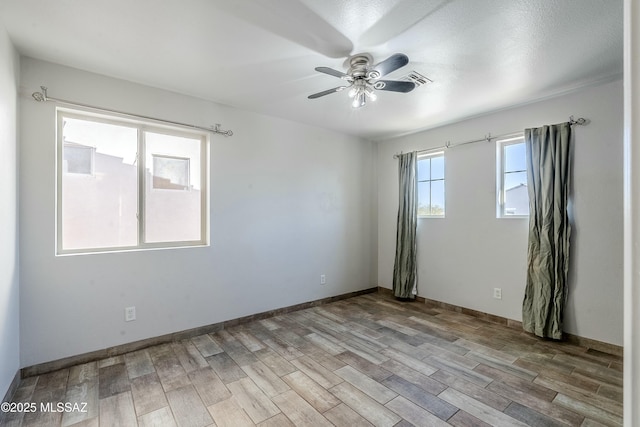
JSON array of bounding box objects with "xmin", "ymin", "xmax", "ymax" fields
[{"xmin": 125, "ymin": 306, "xmax": 136, "ymax": 321}]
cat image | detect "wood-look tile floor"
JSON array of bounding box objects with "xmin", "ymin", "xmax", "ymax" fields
[{"xmin": 4, "ymin": 293, "xmax": 623, "ymax": 427}]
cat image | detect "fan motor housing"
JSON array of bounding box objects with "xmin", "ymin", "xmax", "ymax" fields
[{"xmin": 346, "ymin": 53, "xmax": 373, "ymax": 78}]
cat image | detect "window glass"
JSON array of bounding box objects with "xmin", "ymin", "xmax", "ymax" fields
[
  {"xmin": 417, "ymin": 181, "xmax": 431, "ymax": 216},
  {"xmin": 145, "ymin": 132, "xmax": 202, "ymax": 243},
  {"xmin": 498, "ymin": 137, "xmax": 529, "ymax": 217},
  {"xmin": 417, "ymin": 152, "xmax": 445, "ymax": 217},
  {"xmin": 431, "ymin": 180, "xmax": 445, "ymax": 216},
  {"xmin": 417, "ymin": 157, "xmax": 430, "ymax": 181},
  {"xmin": 431, "ymin": 155, "xmax": 445, "ymax": 180},
  {"xmin": 61, "ymin": 117, "xmax": 138, "ymax": 250},
  {"xmin": 504, "ymin": 142, "xmax": 526, "ymax": 172}
]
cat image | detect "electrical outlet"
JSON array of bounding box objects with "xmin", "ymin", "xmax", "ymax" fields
[
  {"xmin": 125, "ymin": 306, "xmax": 136, "ymax": 322},
  {"xmin": 320, "ymin": 274, "xmax": 326, "ymax": 285},
  {"xmin": 493, "ymin": 288, "xmax": 502, "ymax": 300}
]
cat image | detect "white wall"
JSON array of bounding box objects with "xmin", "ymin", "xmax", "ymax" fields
[
  {"xmin": 19, "ymin": 57, "xmax": 377, "ymax": 367},
  {"xmin": 0, "ymin": 25, "xmax": 20, "ymax": 397},
  {"xmin": 378, "ymin": 80, "xmax": 623, "ymax": 346}
]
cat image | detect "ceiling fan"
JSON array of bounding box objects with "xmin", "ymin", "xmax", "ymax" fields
[{"xmin": 308, "ymin": 53, "xmax": 416, "ymax": 108}]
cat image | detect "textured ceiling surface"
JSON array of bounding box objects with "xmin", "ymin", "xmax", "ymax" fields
[{"xmin": 0, "ymin": 0, "xmax": 623, "ymax": 140}]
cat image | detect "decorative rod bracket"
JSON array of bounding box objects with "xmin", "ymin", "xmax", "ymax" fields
[
  {"xmin": 31, "ymin": 86, "xmax": 48, "ymax": 102},
  {"xmin": 569, "ymin": 115, "xmax": 588, "ymax": 126},
  {"xmin": 212, "ymin": 124, "xmax": 233, "ymax": 137}
]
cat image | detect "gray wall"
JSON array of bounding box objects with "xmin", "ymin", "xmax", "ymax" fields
[
  {"xmin": 377, "ymin": 80, "xmax": 624, "ymax": 346},
  {"xmin": 19, "ymin": 57, "xmax": 377, "ymax": 367},
  {"xmin": 0, "ymin": 24, "xmax": 20, "ymax": 398}
]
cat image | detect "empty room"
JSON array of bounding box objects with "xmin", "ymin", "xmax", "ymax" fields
[{"xmin": 1, "ymin": 1, "xmax": 639, "ymax": 426}]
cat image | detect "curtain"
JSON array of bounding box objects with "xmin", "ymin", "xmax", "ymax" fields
[
  {"xmin": 393, "ymin": 152, "xmax": 417, "ymax": 299},
  {"xmin": 522, "ymin": 122, "xmax": 572, "ymax": 339}
]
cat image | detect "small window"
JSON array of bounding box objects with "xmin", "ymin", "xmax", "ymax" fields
[
  {"xmin": 57, "ymin": 110, "xmax": 209, "ymax": 254},
  {"xmin": 417, "ymin": 152, "xmax": 445, "ymax": 217},
  {"xmin": 497, "ymin": 136, "xmax": 529, "ymax": 217},
  {"xmin": 152, "ymin": 155, "xmax": 190, "ymax": 190},
  {"xmin": 63, "ymin": 143, "xmax": 95, "ymax": 174}
]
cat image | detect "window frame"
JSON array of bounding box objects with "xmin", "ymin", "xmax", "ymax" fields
[
  {"xmin": 496, "ymin": 135, "xmax": 528, "ymax": 218},
  {"xmin": 56, "ymin": 108, "xmax": 210, "ymax": 255},
  {"xmin": 417, "ymin": 150, "xmax": 445, "ymax": 218}
]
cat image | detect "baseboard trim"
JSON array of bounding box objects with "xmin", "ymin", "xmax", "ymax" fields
[
  {"xmin": 0, "ymin": 369, "xmax": 21, "ymax": 423},
  {"xmin": 376, "ymin": 286, "xmax": 426, "ymax": 303},
  {"xmin": 22, "ymin": 287, "xmax": 378, "ymax": 378},
  {"xmin": 563, "ymin": 333, "xmax": 623, "ymax": 357},
  {"xmin": 377, "ymin": 286, "xmax": 623, "ymax": 357}
]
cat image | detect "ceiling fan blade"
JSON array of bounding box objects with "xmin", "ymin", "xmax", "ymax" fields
[
  {"xmin": 371, "ymin": 53, "xmax": 410, "ymax": 77},
  {"xmin": 374, "ymin": 80, "xmax": 416, "ymax": 93},
  {"xmin": 308, "ymin": 86, "xmax": 348, "ymax": 99},
  {"xmin": 315, "ymin": 67, "xmax": 350, "ymax": 79},
  {"xmin": 215, "ymin": 0, "xmax": 353, "ymax": 58},
  {"xmin": 359, "ymin": 0, "xmax": 451, "ymax": 47}
]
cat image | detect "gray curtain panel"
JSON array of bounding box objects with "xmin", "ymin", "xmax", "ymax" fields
[
  {"xmin": 393, "ymin": 152, "xmax": 417, "ymax": 299},
  {"xmin": 522, "ymin": 122, "xmax": 572, "ymax": 339}
]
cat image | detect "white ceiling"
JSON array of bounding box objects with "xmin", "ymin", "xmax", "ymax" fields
[{"xmin": 0, "ymin": 0, "xmax": 623, "ymax": 140}]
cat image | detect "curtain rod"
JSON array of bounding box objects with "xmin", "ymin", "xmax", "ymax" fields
[
  {"xmin": 30, "ymin": 86, "xmax": 233, "ymax": 137},
  {"xmin": 393, "ymin": 116, "xmax": 588, "ymax": 159}
]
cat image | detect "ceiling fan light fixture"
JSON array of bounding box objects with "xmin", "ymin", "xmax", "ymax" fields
[
  {"xmin": 364, "ymin": 86, "xmax": 377, "ymax": 101},
  {"xmin": 353, "ymin": 91, "xmax": 366, "ymax": 108},
  {"xmin": 349, "ymin": 80, "xmax": 378, "ymax": 108},
  {"xmin": 309, "ymin": 53, "xmax": 414, "ymax": 108}
]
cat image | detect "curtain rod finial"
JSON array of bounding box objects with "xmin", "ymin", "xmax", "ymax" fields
[
  {"xmin": 212, "ymin": 124, "xmax": 233, "ymax": 137},
  {"xmin": 569, "ymin": 115, "xmax": 588, "ymax": 126},
  {"xmin": 32, "ymin": 86, "xmax": 48, "ymax": 102}
]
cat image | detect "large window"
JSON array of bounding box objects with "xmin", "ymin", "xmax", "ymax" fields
[
  {"xmin": 417, "ymin": 152, "xmax": 445, "ymax": 217},
  {"xmin": 497, "ymin": 136, "xmax": 529, "ymax": 217},
  {"xmin": 57, "ymin": 110, "xmax": 208, "ymax": 254}
]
